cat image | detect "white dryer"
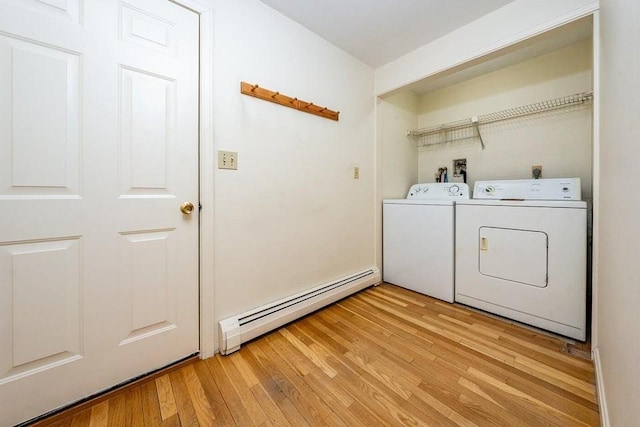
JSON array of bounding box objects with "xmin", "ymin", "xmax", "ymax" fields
[
  {"xmin": 455, "ymin": 178, "xmax": 587, "ymax": 340},
  {"xmin": 383, "ymin": 183, "xmax": 469, "ymax": 302}
]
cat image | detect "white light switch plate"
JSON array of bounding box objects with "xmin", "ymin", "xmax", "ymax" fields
[{"xmin": 218, "ymin": 151, "xmax": 237, "ymax": 170}]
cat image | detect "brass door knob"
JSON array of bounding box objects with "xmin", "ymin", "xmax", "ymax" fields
[{"xmin": 180, "ymin": 202, "xmax": 195, "ymax": 214}]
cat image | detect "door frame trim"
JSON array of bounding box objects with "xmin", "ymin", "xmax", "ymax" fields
[{"xmin": 171, "ymin": 0, "xmax": 216, "ymax": 358}]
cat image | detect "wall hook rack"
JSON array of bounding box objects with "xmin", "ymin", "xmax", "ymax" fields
[{"xmin": 240, "ymin": 82, "xmax": 339, "ymax": 121}]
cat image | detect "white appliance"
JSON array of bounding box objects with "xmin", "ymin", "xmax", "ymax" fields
[
  {"xmin": 474, "ymin": 177, "xmax": 582, "ymax": 200},
  {"xmin": 455, "ymin": 178, "xmax": 587, "ymax": 340},
  {"xmin": 383, "ymin": 182, "xmax": 469, "ymax": 302}
]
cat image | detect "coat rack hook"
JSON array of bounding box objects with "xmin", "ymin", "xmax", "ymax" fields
[{"xmin": 240, "ymin": 82, "xmax": 339, "ymax": 121}]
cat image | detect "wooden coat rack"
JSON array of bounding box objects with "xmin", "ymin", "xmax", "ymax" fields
[{"xmin": 240, "ymin": 82, "xmax": 339, "ymax": 121}]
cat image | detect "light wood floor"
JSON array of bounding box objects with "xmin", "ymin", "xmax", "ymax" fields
[{"xmin": 30, "ymin": 284, "xmax": 599, "ymax": 426}]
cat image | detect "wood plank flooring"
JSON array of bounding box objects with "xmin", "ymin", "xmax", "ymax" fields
[{"xmin": 29, "ymin": 284, "xmax": 599, "ymax": 426}]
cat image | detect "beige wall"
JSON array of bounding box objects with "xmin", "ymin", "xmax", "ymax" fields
[
  {"xmin": 209, "ymin": 1, "xmax": 376, "ymax": 325},
  {"xmin": 597, "ymin": 0, "xmax": 640, "ymax": 424},
  {"xmin": 415, "ymin": 40, "xmax": 593, "ymax": 198},
  {"xmin": 377, "ymin": 92, "xmax": 419, "ymax": 199}
]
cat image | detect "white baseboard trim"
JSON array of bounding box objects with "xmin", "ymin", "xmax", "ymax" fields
[{"xmin": 593, "ymin": 347, "xmax": 610, "ymax": 427}]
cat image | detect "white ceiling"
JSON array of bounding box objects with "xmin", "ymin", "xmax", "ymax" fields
[{"xmin": 258, "ymin": 0, "xmax": 517, "ymax": 68}]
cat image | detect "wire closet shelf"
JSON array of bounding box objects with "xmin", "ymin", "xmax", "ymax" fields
[{"xmin": 407, "ymin": 91, "xmax": 593, "ymax": 148}]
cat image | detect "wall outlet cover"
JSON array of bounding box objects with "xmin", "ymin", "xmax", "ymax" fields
[{"xmin": 531, "ymin": 165, "xmax": 542, "ymax": 179}]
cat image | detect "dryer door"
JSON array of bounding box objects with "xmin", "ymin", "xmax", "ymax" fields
[{"xmin": 479, "ymin": 227, "xmax": 548, "ymax": 287}]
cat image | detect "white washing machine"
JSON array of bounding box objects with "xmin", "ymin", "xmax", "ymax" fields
[
  {"xmin": 383, "ymin": 182, "xmax": 469, "ymax": 302},
  {"xmin": 455, "ymin": 178, "xmax": 587, "ymax": 340}
]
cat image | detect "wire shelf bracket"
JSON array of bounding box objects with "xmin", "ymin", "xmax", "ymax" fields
[{"xmin": 407, "ymin": 91, "xmax": 593, "ymax": 149}]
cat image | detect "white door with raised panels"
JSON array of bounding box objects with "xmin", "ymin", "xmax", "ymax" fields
[{"xmin": 0, "ymin": 0, "xmax": 199, "ymax": 424}]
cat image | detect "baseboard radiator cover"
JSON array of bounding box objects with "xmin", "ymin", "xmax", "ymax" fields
[{"xmin": 218, "ymin": 267, "xmax": 381, "ymax": 355}]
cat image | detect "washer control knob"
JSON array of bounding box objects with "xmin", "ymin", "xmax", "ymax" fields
[
  {"xmin": 484, "ymin": 186, "xmax": 495, "ymax": 194},
  {"xmin": 449, "ymin": 185, "xmax": 460, "ymax": 194}
]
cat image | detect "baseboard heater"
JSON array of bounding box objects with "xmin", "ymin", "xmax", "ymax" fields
[{"xmin": 218, "ymin": 267, "xmax": 380, "ymax": 355}]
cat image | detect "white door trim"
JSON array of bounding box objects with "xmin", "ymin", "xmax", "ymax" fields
[
  {"xmin": 171, "ymin": 0, "xmax": 216, "ymax": 359},
  {"xmin": 590, "ymin": 10, "xmax": 600, "ymax": 350}
]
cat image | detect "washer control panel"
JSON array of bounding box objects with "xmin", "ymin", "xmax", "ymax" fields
[
  {"xmin": 407, "ymin": 183, "xmax": 470, "ymax": 199},
  {"xmin": 474, "ymin": 178, "xmax": 581, "ymax": 200}
]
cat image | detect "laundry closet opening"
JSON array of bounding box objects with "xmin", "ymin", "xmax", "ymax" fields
[{"xmin": 377, "ymin": 15, "xmax": 595, "ymax": 341}]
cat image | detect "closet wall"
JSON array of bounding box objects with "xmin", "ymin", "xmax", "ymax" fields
[
  {"xmin": 416, "ymin": 39, "xmax": 593, "ymax": 198},
  {"xmin": 376, "ymin": 92, "xmax": 419, "ymax": 199}
]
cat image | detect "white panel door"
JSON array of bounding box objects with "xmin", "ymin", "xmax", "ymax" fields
[{"xmin": 0, "ymin": 1, "xmax": 199, "ymax": 424}]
